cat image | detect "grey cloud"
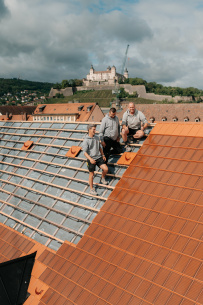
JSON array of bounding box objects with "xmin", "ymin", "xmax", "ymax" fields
[
  {"xmin": 0, "ymin": 0, "xmax": 9, "ymax": 19},
  {"xmin": 0, "ymin": 0, "xmax": 203, "ymax": 89},
  {"xmin": 100, "ymin": 11, "xmax": 152, "ymax": 43}
]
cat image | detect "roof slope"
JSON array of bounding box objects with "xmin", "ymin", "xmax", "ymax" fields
[
  {"xmin": 0, "ymin": 122, "xmax": 202, "ymax": 304},
  {"xmin": 34, "ymin": 103, "xmax": 103, "ymax": 122},
  {"xmin": 34, "ymin": 122, "xmax": 203, "ymax": 304},
  {"xmin": 0, "ymin": 121, "xmax": 130, "ymax": 251}
]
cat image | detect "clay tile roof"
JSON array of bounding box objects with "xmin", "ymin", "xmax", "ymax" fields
[
  {"xmin": 0, "ymin": 121, "xmax": 202, "ymax": 304},
  {"xmin": 34, "ymin": 103, "xmax": 97, "ymax": 121}
]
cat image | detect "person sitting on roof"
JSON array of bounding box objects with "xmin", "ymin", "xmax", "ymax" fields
[
  {"xmin": 99, "ymin": 107, "xmax": 122, "ymax": 163},
  {"xmin": 82, "ymin": 124, "xmax": 108, "ymax": 196},
  {"xmin": 122, "ymin": 102, "xmax": 148, "ymax": 152}
]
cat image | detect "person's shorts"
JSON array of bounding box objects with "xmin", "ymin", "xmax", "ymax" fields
[
  {"xmin": 87, "ymin": 157, "xmax": 105, "ymax": 172},
  {"xmin": 128, "ymin": 128, "xmax": 139, "ymax": 136}
]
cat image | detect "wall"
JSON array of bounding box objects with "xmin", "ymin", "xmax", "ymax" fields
[
  {"xmin": 87, "ymin": 104, "xmax": 104, "ymax": 122},
  {"xmin": 49, "ymin": 84, "xmax": 195, "ymax": 103},
  {"xmin": 49, "ymin": 87, "xmax": 73, "ymax": 97}
]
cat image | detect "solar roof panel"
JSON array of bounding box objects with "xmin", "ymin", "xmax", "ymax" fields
[{"xmin": 0, "ymin": 121, "xmax": 137, "ymax": 250}]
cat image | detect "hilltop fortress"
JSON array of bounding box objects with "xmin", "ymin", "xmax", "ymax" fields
[
  {"xmin": 49, "ymin": 65, "xmax": 194, "ymax": 103},
  {"xmin": 83, "ymin": 65, "xmax": 128, "ymax": 86}
]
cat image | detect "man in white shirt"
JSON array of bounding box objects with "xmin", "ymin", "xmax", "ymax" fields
[{"xmin": 122, "ymin": 102, "xmax": 148, "ymax": 152}]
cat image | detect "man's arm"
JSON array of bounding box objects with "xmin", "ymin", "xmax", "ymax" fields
[
  {"xmin": 121, "ymin": 111, "xmax": 127, "ymax": 128},
  {"xmin": 139, "ymin": 112, "xmax": 148, "ymax": 131},
  {"xmin": 141, "ymin": 122, "xmax": 148, "ymax": 131},
  {"xmin": 99, "ymin": 119, "xmax": 106, "ymax": 142},
  {"xmin": 99, "ymin": 147, "xmax": 106, "ymax": 162},
  {"xmin": 117, "ymin": 118, "xmax": 121, "ymax": 141},
  {"xmin": 84, "ymin": 151, "xmax": 96, "ymax": 164}
]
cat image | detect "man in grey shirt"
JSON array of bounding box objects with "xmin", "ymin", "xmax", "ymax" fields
[
  {"xmin": 82, "ymin": 124, "xmax": 108, "ymax": 196},
  {"xmin": 99, "ymin": 107, "xmax": 122, "ymax": 162},
  {"xmin": 122, "ymin": 102, "xmax": 148, "ymax": 151}
]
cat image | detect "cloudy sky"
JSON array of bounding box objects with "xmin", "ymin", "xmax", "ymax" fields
[{"xmin": 0, "ymin": 0, "xmax": 203, "ymax": 89}]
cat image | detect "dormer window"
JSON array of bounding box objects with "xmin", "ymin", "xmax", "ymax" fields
[
  {"xmin": 78, "ymin": 105, "xmax": 84, "ymax": 111},
  {"xmin": 173, "ymin": 117, "xmax": 178, "ymax": 122},
  {"xmin": 87, "ymin": 105, "xmax": 93, "ymax": 112},
  {"xmin": 162, "ymin": 117, "xmax": 167, "ymax": 121},
  {"xmin": 195, "ymin": 117, "xmax": 200, "ymax": 122},
  {"xmin": 150, "ymin": 117, "xmax": 155, "ymax": 123},
  {"xmin": 184, "ymin": 117, "xmax": 189, "ymax": 122}
]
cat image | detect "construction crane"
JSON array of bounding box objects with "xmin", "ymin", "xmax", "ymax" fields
[
  {"xmin": 114, "ymin": 44, "xmax": 130, "ymax": 108},
  {"xmin": 120, "ymin": 44, "xmax": 130, "ymax": 81}
]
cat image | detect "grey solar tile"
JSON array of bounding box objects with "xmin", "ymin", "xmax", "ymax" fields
[
  {"xmin": 32, "ymin": 232, "xmax": 49, "ymax": 244},
  {"xmin": 64, "ymin": 123, "xmax": 77, "ymax": 129},
  {"xmin": 46, "ymin": 186, "xmax": 63, "ymax": 197},
  {"xmin": 0, "ymin": 214, "xmax": 7, "ymax": 222},
  {"xmin": 14, "ymin": 187, "xmax": 27, "ymax": 196},
  {"xmin": 12, "ymin": 210, "xmax": 26, "ymax": 221},
  {"xmin": 38, "ymin": 222, "xmax": 58, "ymax": 235},
  {"xmin": 38, "ymin": 138, "xmax": 53, "ymax": 144},
  {"xmin": 2, "ymin": 205, "xmax": 14, "ymax": 215},
  {"xmin": 46, "ymin": 211, "xmax": 65, "ymax": 223},
  {"xmin": 4, "ymin": 218, "xmax": 17, "ymax": 228},
  {"xmin": 24, "ymin": 215, "xmax": 41, "ymax": 227},
  {"xmin": 53, "ymin": 201, "xmax": 72, "ymax": 213},
  {"xmin": 48, "ymin": 239, "xmax": 62, "ymax": 251},
  {"xmin": 39, "ymin": 196, "xmax": 55, "ymax": 207},
  {"xmin": 55, "ymin": 228, "xmax": 74, "ymax": 242},
  {"xmin": 7, "ymin": 196, "xmax": 21, "ymax": 206},
  {"xmin": 61, "ymin": 190, "xmax": 79, "ymax": 202},
  {"xmin": 32, "ymin": 205, "xmax": 48, "ymax": 217},
  {"xmin": 18, "ymin": 200, "xmax": 33, "ymax": 211}
]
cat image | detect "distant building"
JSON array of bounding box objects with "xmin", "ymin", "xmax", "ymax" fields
[
  {"xmin": 83, "ymin": 65, "xmax": 128, "ymax": 86},
  {"xmin": 0, "ymin": 105, "xmax": 36, "ymax": 121},
  {"xmin": 116, "ymin": 103, "xmax": 203, "ymax": 123},
  {"xmin": 33, "ymin": 102, "xmax": 104, "ymax": 122}
]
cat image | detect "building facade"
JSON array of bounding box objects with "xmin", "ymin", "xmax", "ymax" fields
[{"xmin": 83, "ymin": 65, "xmax": 128, "ymax": 86}]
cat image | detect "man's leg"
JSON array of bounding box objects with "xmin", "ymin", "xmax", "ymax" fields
[
  {"xmin": 100, "ymin": 163, "xmax": 108, "ymax": 185},
  {"xmin": 89, "ymin": 171, "xmax": 94, "ymax": 190},
  {"xmin": 122, "ymin": 127, "xmax": 132, "ymax": 151},
  {"xmin": 103, "ymin": 137, "xmax": 112, "ymax": 163},
  {"xmin": 113, "ymin": 140, "xmax": 123, "ymax": 154},
  {"xmin": 122, "ymin": 127, "xmax": 129, "ymax": 143}
]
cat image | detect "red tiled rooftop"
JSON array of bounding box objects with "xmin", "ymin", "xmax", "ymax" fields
[
  {"xmin": 34, "ymin": 103, "xmax": 104, "ymax": 122},
  {"xmin": 0, "ymin": 122, "xmax": 202, "ymax": 304}
]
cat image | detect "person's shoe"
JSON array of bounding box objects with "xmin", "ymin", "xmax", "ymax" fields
[
  {"xmin": 89, "ymin": 188, "xmax": 98, "ymax": 196},
  {"xmin": 100, "ymin": 177, "xmax": 108, "ymax": 185},
  {"xmin": 125, "ymin": 144, "xmax": 132, "ymax": 152}
]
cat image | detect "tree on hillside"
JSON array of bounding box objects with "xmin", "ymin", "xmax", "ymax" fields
[
  {"xmin": 61, "ymin": 80, "xmax": 69, "ymax": 88},
  {"xmin": 53, "ymin": 83, "xmax": 62, "ymax": 89}
]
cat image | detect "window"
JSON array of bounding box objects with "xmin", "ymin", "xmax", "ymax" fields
[
  {"xmin": 184, "ymin": 117, "xmax": 189, "ymax": 122},
  {"xmin": 195, "ymin": 117, "xmax": 200, "ymax": 122}
]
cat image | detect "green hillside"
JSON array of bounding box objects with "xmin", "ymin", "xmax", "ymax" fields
[
  {"xmin": 0, "ymin": 78, "xmax": 54, "ymax": 96},
  {"xmin": 47, "ymin": 89, "xmax": 176, "ymax": 107}
]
